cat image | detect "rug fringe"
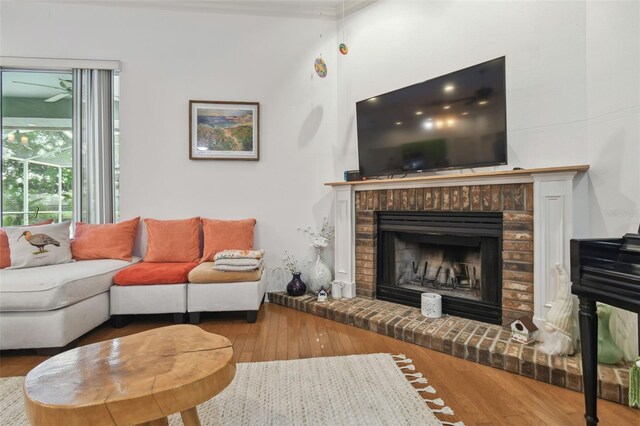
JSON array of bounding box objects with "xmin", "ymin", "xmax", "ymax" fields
[
  {"xmin": 391, "ymin": 353, "xmax": 464, "ymax": 426},
  {"xmin": 424, "ymin": 397, "xmax": 444, "ymax": 406},
  {"xmin": 416, "ymin": 385, "xmax": 436, "ymax": 394},
  {"xmin": 432, "ymin": 406, "xmax": 455, "ymax": 416}
]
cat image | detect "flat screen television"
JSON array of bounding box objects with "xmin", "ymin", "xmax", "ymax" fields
[{"xmin": 356, "ymin": 57, "xmax": 507, "ymax": 177}]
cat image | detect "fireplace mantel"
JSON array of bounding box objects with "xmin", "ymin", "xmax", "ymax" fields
[
  {"xmin": 330, "ymin": 164, "xmax": 589, "ymax": 327},
  {"xmin": 326, "ymin": 165, "xmax": 589, "ymax": 189}
]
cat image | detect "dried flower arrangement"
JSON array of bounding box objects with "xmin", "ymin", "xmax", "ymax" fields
[
  {"xmin": 300, "ymin": 217, "xmax": 335, "ymax": 249},
  {"xmin": 279, "ymin": 250, "xmax": 302, "ymax": 274}
]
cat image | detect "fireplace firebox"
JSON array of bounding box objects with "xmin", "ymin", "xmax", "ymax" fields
[{"xmin": 377, "ymin": 211, "xmax": 503, "ymax": 324}]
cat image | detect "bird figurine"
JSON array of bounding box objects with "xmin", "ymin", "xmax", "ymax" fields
[{"xmin": 18, "ymin": 231, "xmax": 60, "ymax": 254}]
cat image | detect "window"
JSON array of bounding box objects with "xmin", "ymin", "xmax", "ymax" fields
[
  {"xmin": 1, "ymin": 68, "xmax": 119, "ymax": 225},
  {"xmin": 1, "ymin": 71, "xmax": 73, "ymax": 226}
]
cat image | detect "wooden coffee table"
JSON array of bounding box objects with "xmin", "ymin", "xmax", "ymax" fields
[{"xmin": 23, "ymin": 325, "xmax": 235, "ymax": 426}]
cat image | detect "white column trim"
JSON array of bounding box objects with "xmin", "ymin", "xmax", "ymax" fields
[
  {"xmin": 532, "ymin": 171, "xmax": 576, "ymax": 329},
  {"xmin": 333, "ymin": 185, "xmax": 356, "ymax": 290}
]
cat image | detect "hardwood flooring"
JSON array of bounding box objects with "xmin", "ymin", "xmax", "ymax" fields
[{"xmin": 1, "ymin": 303, "xmax": 638, "ymax": 425}]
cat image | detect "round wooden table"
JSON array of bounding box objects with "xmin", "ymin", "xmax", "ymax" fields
[{"xmin": 23, "ymin": 325, "xmax": 235, "ymax": 426}]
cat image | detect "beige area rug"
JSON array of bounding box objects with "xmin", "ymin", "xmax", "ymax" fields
[{"xmin": 0, "ymin": 353, "xmax": 462, "ymax": 426}]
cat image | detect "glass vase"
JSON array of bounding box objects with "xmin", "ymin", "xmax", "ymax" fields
[
  {"xmin": 308, "ymin": 247, "xmax": 332, "ymax": 294},
  {"xmin": 286, "ymin": 273, "xmax": 307, "ymax": 297}
]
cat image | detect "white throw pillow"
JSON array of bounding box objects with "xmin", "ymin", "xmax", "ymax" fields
[{"xmin": 6, "ymin": 222, "xmax": 73, "ymax": 269}]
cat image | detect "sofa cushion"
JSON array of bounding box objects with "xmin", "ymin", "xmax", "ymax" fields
[
  {"xmin": 6, "ymin": 222, "xmax": 72, "ymax": 269},
  {"xmin": 144, "ymin": 217, "xmax": 200, "ymax": 263},
  {"xmin": 0, "ymin": 258, "xmax": 140, "ymax": 311},
  {"xmin": 114, "ymin": 262, "xmax": 199, "ymax": 286},
  {"xmin": 72, "ymin": 217, "xmax": 140, "ymax": 261},
  {"xmin": 188, "ymin": 262, "xmax": 263, "ymax": 284},
  {"xmin": 201, "ymin": 218, "xmax": 256, "ymax": 262},
  {"xmin": 1, "ymin": 219, "xmax": 54, "ymax": 269}
]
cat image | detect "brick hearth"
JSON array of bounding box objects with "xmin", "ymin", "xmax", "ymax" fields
[
  {"xmin": 269, "ymin": 292, "xmax": 631, "ymax": 406},
  {"xmin": 354, "ymin": 183, "xmax": 534, "ymax": 325}
]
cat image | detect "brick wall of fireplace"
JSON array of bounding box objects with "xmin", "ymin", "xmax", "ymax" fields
[{"xmin": 354, "ymin": 183, "xmax": 534, "ymax": 325}]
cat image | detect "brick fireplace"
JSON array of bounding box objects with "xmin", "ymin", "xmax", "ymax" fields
[
  {"xmin": 354, "ymin": 183, "xmax": 534, "ymax": 326},
  {"xmin": 329, "ymin": 165, "xmax": 590, "ymax": 328}
]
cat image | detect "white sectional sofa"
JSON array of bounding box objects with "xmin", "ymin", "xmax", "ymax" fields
[
  {"xmin": 0, "ymin": 217, "xmax": 268, "ymax": 352},
  {"xmin": 0, "ymin": 261, "xmax": 267, "ymax": 351},
  {"xmin": 0, "ymin": 258, "xmax": 139, "ymax": 352}
]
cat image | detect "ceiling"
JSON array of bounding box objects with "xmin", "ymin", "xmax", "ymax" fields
[{"xmin": 46, "ymin": 0, "xmax": 377, "ymax": 20}]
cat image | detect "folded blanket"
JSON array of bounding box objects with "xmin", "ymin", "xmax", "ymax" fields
[
  {"xmin": 213, "ymin": 258, "xmax": 262, "ymax": 267},
  {"xmin": 214, "ymin": 249, "xmax": 264, "ymax": 261},
  {"xmin": 190, "ymin": 263, "xmax": 263, "ymax": 283},
  {"xmin": 213, "ymin": 259, "xmax": 263, "ymax": 272}
]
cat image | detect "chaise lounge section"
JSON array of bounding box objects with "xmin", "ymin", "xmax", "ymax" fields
[{"xmin": 0, "ymin": 258, "xmax": 139, "ymax": 351}]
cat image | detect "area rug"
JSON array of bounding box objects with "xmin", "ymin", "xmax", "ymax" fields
[{"xmin": 0, "ymin": 353, "xmax": 462, "ymax": 426}]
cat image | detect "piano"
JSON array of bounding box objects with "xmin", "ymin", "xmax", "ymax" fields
[{"xmin": 570, "ymin": 226, "xmax": 640, "ymax": 426}]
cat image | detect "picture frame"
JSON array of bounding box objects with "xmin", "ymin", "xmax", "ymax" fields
[{"xmin": 189, "ymin": 100, "xmax": 260, "ymax": 160}]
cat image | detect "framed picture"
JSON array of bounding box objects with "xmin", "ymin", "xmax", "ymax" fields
[{"xmin": 189, "ymin": 100, "xmax": 260, "ymax": 160}]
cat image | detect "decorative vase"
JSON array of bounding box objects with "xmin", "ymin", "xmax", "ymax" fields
[
  {"xmin": 286, "ymin": 273, "xmax": 307, "ymax": 297},
  {"xmin": 308, "ymin": 247, "xmax": 332, "ymax": 294},
  {"xmin": 596, "ymin": 303, "xmax": 624, "ymax": 365}
]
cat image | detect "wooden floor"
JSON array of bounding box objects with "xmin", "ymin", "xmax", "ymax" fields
[{"xmin": 1, "ymin": 303, "xmax": 638, "ymax": 425}]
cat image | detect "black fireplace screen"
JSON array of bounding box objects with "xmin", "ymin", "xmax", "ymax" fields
[{"xmin": 377, "ymin": 211, "xmax": 503, "ymax": 324}]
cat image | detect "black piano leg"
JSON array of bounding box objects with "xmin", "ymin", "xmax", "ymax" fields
[{"xmin": 578, "ymin": 297, "xmax": 598, "ymax": 426}]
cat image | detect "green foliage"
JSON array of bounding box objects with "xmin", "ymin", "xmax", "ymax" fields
[
  {"xmin": 2, "ymin": 130, "xmax": 73, "ymax": 226},
  {"xmin": 2, "ymin": 158, "xmax": 24, "ymax": 213},
  {"xmin": 198, "ymin": 124, "xmax": 253, "ymax": 152},
  {"xmin": 198, "ymin": 124, "xmax": 236, "ymax": 151},
  {"xmin": 231, "ymin": 125, "xmax": 253, "ymax": 151}
]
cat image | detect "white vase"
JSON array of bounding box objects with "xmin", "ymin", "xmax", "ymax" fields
[{"xmin": 308, "ymin": 248, "xmax": 332, "ymax": 294}]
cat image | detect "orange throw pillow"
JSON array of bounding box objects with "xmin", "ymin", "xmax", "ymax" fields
[
  {"xmin": 144, "ymin": 217, "xmax": 201, "ymax": 263},
  {"xmin": 0, "ymin": 219, "xmax": 54, "ymax": 269},
  {"xmin": 114, "ymin": 262, "xmax": 198, "ymax": 285},
  {"xmin": 201, "ymin": 218, "xmax": 256, "ymax": 262},
  {"xmin": 71, "ymin": 217, "xmax": 140, "ymax": 261}
]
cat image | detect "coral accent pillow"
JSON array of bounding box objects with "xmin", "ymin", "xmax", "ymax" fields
[
  {"xmin": 144, "ymin": 217, "xmax": 201, "ymax": 263},
  {"xmin": 0, "ymin": 219, "xmax": 54, "ymax": 269},
  {"xmin": 71, "ymin": 217, "xmax": 140, "ymax": 261},
  {"xmin": 114, "ymin": 262, "xmax": 198, "ymax": 285},
  {"xmin": 201, "ymin": 218, "xmax": 256, "ymax": 262}
]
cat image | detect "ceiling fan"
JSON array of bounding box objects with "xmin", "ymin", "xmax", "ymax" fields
[{"xmin": 12, "ymin": 78, "xmax": 73, "ymax": 103}]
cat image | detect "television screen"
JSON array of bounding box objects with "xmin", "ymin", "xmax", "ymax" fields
[{"xmin": 356, "ymin": 57, "xmax": 507, "ymax": 177}]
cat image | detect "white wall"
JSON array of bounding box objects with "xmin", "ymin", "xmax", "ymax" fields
[
  {"xmin": 337, "ymin": 0, "xmax": 639, "ymax": 238},
  {"xmin": 0, "ymin": 2, "xmax": 339, "ymax": 290},
  {"xmin": 336, "ymin": 1, "xmax": 588, "ymax": 174},
  {"xmin": 586, "ymin": 1, "xmax": 640, "ymax": 238}
]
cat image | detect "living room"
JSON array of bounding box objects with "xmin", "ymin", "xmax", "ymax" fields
[{"xmin": 0, "ymin": 0, "xmax": 638, "ymax": 425}]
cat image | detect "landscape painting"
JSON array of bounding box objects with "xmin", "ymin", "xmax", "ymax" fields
[{"xmin": 189, "ymin": 101, "xmax": 259, "ymax": 160}]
